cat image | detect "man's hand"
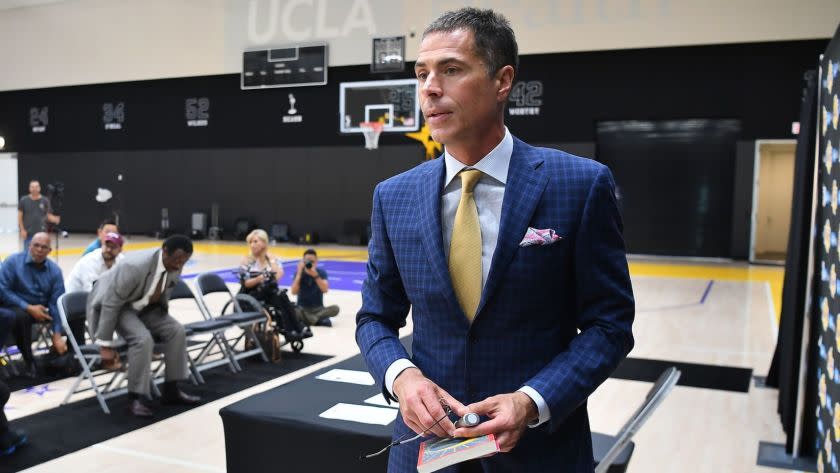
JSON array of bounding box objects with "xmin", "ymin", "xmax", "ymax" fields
[
  {"xmin": 51, "ymin": 332, "xmax": 67, "ymax": 355},
  {"xmin": 303, "ymin": 259, "xmax": 319, "ymax": 278},
  {"xmin": 453, "ymin": 392, "xmax": 538, "ymax": 452},
  {"xmin": 393, "ymin": 368, "xmax": 467, "ymax": 439},
  {"xmin": 20, "ymin": 229, "xmax": 27, "ymax": 240},
  {"xmin": 26, "ymin": 304, "xmax": 52, "ymax": 322}
]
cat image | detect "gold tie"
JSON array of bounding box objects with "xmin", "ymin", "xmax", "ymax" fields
[{"xmin": 449, "ymin": 169, "xmax": 483, "ymax": 321}]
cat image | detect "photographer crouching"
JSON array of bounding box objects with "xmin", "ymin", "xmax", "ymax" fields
[{"xmin": 291, "ymin": 249, "xmax": 339, "ymax": 327}]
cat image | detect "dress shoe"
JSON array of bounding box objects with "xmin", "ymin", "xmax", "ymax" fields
[
  {"xmin": 0, "ymin": 429, "xmax": 27, "ymax": 456},
  {"xmin": 20, "ymin": 364, "xmax": 37, "ymax": 379},
  {"xmin": 315, "ymin": 318, "xmax": 332, "ymax": 327},
  {"xmin": 128, "ymin": 399, "xmax": 154, "ymax": 418},
  {"xmin": 161, "ymin": 389, "xmax": 201, "ymax": 406}
]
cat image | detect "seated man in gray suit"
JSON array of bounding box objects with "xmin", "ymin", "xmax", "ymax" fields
[{"xmin": 87, "ymin": 234, "xmax": 200, "ymax": 417}]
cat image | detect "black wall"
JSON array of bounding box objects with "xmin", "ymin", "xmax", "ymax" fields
[
  {"xmin": 1, "ymin": 39, "xmax": 827, "ymax": 250},
  {"xmin": 18, "ymin": 146, "xmax": 421, "ymax": 242},
  {"xmin": 596, "ymin": 119, "xmax": 741, "ymax": 258}
]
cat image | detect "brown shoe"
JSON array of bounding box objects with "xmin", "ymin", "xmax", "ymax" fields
[
  {"xmin": 99, "ymin": 348, "xmax": 123, "ymax": 371},
  {"xmin": 128, "ymin": 399, "xmax": 154, "ymax": 418}
]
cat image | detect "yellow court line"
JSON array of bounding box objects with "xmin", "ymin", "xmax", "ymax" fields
[
  {"xmin": 4, "ymin": 242, "xmax": 784, "ymax": 320},
  {"xmin": 187, "ymin": 243, "xmax": 369, "ymax": 262},
  {"xmin": 2, "ymin": 242, "xmax": 369, "ymax": 261},
  {"xmin": 628, "ymin": 262, "xmax": 785, "ymax": 321}
]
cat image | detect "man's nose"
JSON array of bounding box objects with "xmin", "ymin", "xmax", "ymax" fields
[{"xmin": 421, "ymin": 73, "xmax": 442, "ymax": 97}]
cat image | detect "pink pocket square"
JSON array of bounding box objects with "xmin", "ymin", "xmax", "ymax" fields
[{"xmin": 519, "ymin": 227, "xmax": 562, "ymax": 247}]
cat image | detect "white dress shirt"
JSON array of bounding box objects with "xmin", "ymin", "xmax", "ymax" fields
[
  {"xmin": 384, "ymin": 127, "xmax": 551, "ymax": 427},
  {"xmin": 132, "ymin": 251, "xmax": 167, "ymax": 311},
  {"xmin": 65, "ymin": 248, "xmax": 124, "ymax": 292}
]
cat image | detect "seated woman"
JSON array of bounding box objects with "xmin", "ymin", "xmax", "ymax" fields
[{"xmin": 238, "ymin": 229, "xmax": 307, "ymax": 337}]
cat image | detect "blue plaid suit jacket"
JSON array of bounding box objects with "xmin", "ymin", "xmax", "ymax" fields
[{"xmin": 356, "ymin": 137, "xmax": 635, "ymax": 472}]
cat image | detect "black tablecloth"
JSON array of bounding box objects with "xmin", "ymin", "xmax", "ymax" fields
[
  {"xmin": 220, "ymin": 350, "xmax": 633, "ymax": 473},
  {"xmin": 221, "ymin": 353, "xmax": 393, "ymax": 473}
]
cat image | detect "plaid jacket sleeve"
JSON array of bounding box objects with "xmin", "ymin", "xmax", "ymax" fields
[{"xmin": 355, "ymin": 183, "xmax": 412, "ymax": 401}]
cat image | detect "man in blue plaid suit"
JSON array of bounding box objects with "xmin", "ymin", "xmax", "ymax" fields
[{"xmin": 356, "ymin": 7, "xmax": 635, "ymax": 472}]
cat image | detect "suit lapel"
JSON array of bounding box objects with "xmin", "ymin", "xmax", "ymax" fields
[
  {"xmin": 141, "ymin": 249, "xmax": 160, "ymax": 296},
  {"xmin": 416, "ymin": 158, "xmax": 463, "ymax": 317},
  {"xmin": 476, "ymin": 138, "xmax": 548, "ymax": 318}
]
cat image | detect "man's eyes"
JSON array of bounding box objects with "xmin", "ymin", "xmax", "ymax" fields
[{"xmin": 416, "ymin": 68, "xmax": 459, "ymax": 80}]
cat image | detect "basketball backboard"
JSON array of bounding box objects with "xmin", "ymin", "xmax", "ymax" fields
[{"xmin": 339, "ymin": 79, "xmax": 419, "ymax": 133}]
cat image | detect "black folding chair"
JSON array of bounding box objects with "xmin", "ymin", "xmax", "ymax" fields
[
  {"xmin": 593, "ymin": 366, "xmax": 682, "ymax": 473},
  {"xmin": 165, "ymin": 280, "xmax": 239, "ymax": 381},
  {"xmin": 57, "ymin": 291, "xmax": 129, "ymax": 414},
  {"xmin": 193, "ymin": 273, "xmax": 268, "ymax": 369}
]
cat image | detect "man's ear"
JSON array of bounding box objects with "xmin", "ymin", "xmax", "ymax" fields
[{"xmin": 496, "ymin": 65, "xmax": 515, "ymax": 103}]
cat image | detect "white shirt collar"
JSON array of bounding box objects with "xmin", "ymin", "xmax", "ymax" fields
[
  {"xmin": 156, "ymin": 249, "xmax": 166, "ymax": 276},
  {"xmin": 443, "ymin": 127, "xmax": 513, "ymax": 187}
]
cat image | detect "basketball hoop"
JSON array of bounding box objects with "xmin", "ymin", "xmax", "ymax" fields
[{"xmin": 360, "ymin": 122, "xmax": 384, "ymax": 150}]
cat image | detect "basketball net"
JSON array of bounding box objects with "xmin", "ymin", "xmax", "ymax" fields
[{"xmin": 360, "ymin": 122, "xmax": 384, "ymax": 150}]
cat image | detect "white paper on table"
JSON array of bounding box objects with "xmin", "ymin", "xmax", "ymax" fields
[
  {"xmin": 364, "ymin": 393, "xmax": 398, "ymax": 408},
  {"xmin": 319, "ymin": 403, "xmax": 399, "ymax": 426},
  {"xmin": 315, "ymin": 369, "xmax": 375, "ymax": 386}
]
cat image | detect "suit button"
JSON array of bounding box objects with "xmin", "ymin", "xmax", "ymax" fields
[{"xmin": 469, "ymin": 333, "xmax": 478, "ymax": 343}]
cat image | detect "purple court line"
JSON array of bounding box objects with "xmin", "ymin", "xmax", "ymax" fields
[
  {"xmin": 1, "ymin": 263, "xmax": 366, "ymax": 365},
  {"xmin": 637, "ymin": 279, "xmax": 714, "ymax": 313},
  {"xmin": 700, "ymin": 280, "xmax": 714, "ymax": 304}
]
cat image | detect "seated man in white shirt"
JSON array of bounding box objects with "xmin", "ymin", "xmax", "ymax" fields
[{"xmin": 66, "ymin": 232, "xmax": 125, "ymax": 293}]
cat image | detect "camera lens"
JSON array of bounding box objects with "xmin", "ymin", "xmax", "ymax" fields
[{"xmin": 305, "ymin": 262, "xmax": 312, "ymax": 269}]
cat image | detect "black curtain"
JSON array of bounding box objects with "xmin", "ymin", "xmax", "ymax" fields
[
  {"xmin": 595, "ymin": 119, "xmax": 740, "ymax": 257},
  {"xmin": 765, "ymin": 69, "xmax": 818, "ymax": 454}
]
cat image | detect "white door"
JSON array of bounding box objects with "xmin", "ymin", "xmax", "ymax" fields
[
  {"xmin": 0, "ymin": 153, "xmax": 19, "ymax": 254},
  {"xmin": 750, "ymin": 141, "xmax": 796, "ymax": 263}
]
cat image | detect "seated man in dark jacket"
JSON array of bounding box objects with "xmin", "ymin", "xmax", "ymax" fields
[{"xmin": 0, "ymin": 307, "xmax": 26, "ymax": 456}]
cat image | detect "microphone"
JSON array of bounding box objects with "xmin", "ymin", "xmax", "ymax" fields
[{"xmin": 454, "ymin": 412, "xmax": 480, "ymax": 428}]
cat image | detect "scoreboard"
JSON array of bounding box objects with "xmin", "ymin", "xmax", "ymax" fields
[{"xmin": 241, "ymin": 42, "xmax": 327, "ymax": 90}]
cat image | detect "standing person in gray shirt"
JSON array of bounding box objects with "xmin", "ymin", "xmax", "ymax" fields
[{"xmin": 18, "ymin": 180, "xmax": 60, "ymax": 249}]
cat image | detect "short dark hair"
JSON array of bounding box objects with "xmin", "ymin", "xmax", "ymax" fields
[
  {"xmin": 423, "ymin": 7, "xmax": 518, "ymax": 77},
  {"xmin": 163, "ymin": 234, "xmax": 193, "ymax": 254},
  {"xmin": 303, "ymin": 248, "xmax": 317, "ymax": 258},
  {"xmin": 99, "ymin": 218, "xmax": 117, "ymax": 229}
]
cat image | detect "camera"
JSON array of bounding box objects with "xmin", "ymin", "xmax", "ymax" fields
[
  {"xmin": 45, "ymin": 181, "xmax": 65, "ymax": 213},
  {"xmin": 305, "ymin": 261, "xmax": 313, "ymax": 269}
]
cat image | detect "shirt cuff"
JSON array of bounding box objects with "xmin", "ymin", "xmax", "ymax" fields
[
  {"xmin": 518, "ymin": 385, "xmax": 551, "ymax": 428},
  {"xmin": 96, "ymin": 339, "xmax": 115, "ymax": 347},
  {"xmin": 384, "ymin": 358, "xmax": 417, "ymax": 400}
]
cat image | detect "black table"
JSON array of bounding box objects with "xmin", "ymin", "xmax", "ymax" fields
[{"xmin": 220, "ymin": 352, "xmax": 633, "ymax": 473}]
